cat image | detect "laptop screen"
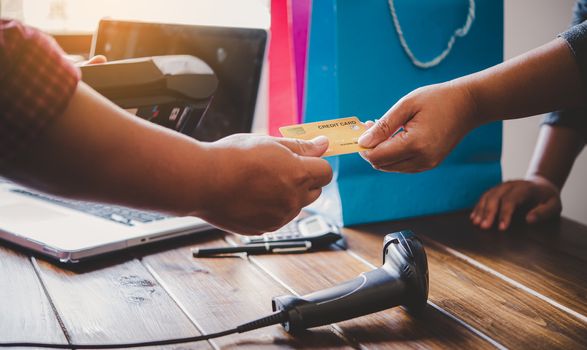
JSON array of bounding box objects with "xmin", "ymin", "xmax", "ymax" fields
[{"xmin": 93, "ymin": 19, "xmax": 267, "ymax": 141}]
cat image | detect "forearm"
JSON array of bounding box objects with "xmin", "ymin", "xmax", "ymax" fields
[
  {"xmin": 458, "ymin": 38, "xmax": 585, "ymax": 125},
  {"xmin": 3, "ymin": 83, "xmax": 218, "ymax": 216},
  {"xmin": 526, "ymin": 124, "xmax": 585, "ymax": 190}
]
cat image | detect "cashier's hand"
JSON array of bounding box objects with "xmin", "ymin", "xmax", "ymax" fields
[
  {"xmin": 76, "ymin": 55, "xmax": 107, "ymax": 66},
  {"xmin": 201, "ymin": 134, "xmax": 333, "ymax": 235},
  {"xmin": 358, "ymin": 82, "xmax": 478, "ymax": 172},
  {"xmin": 471, "ymin": 176, "xmax": 562, "ymax": 231}
]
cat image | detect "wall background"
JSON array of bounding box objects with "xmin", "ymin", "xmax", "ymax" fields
[{"xmin": 503, "ymin": 0, "xmax": 586, "ymax": 225}]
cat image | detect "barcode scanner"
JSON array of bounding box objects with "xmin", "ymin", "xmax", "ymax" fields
[
  {"xmin": 272, "ymin": 230, "xmax": 429, "ymax": 333},
  {"xmin": 1, "ymin": 231, "xmax": 428, "ymax": 349}
]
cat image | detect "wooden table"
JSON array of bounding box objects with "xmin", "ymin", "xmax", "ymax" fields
[{"xmin": 1, "ymin": 211, "xmax": 586, "ymax": 349}]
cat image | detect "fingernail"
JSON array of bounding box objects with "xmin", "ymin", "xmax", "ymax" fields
[
  {"xmin": 527, "ymin": 214, "xmax": 536, "ymax": 223},
  {"xmin": 499, "ymin": 222, "xmax": 506, "ymax": 230},
  {"xmin": 364, "ymin": 151, "xmax": 375, "ymax": 161},
  {"xmin": 358, "ymin": 132, "xmax": 373, "ymax": 147},
  {"xmin": 311, "ymin": 135, "xmax": 329, "ymax": 146}
]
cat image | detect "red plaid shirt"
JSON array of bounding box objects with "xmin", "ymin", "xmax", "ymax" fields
[{"xmin": 0, "ymin": 19, "xmax": 80, "ymax": 162}]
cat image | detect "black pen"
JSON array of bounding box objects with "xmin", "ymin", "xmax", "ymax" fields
[{"xmin": 192, "ymin": 241, "xmax": 312, "ymax": 257}]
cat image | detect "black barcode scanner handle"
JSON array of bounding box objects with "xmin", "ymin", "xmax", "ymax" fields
[{"xmin": 272, "ymin": 230, "xmax": 429, "ymax": 333}]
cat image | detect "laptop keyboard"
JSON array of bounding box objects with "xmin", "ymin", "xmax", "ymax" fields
[{"xmin": 11, "ymin": 188, "xmax": 169, "ymax": 226}]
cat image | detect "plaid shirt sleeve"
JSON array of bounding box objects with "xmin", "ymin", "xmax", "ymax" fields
[{"xmin": 0, "ymin": 19, "xmax": 80, "ymax": 163}]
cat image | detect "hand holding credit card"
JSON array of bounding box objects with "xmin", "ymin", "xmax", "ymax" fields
[{"xmin": 279, "ymin": 117, "xmax": 369, "ymax": 157}]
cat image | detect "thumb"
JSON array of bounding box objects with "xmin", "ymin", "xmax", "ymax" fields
[
  {"xmin": 358, "ymin": 98, "xmax": 413, "ymax": 148},
  {"xmin": 86, "ymin": 55, "xmax": 107, "ymax": 65},
  {"xmin": 278, "ymin": 136, "xmax": 329, "ymax": 157},
  {"xmin": 526, "ymin": 196, "xmax": 562, "ymax": 224}
]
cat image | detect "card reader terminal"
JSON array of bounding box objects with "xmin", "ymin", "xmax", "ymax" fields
[
  {"xmin": 242, "ymin": 214, "xmax": 345, "ymax": 248},
  {"xmin": 193, "ymin": 214, "xmax": 345, "ymax": 257},
  {"xmin": 81, "ymin": 55, "xmax": 218, "ymax": 135}
]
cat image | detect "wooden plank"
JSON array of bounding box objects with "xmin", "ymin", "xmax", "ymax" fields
[
  {"xmin": 139, "ymin": 232, "xmax": 353, "ymax": 349},
  {"xmin": 0, "ymin": 245, "xmax": 67, "ymax": 345},
  {"xmin": 343, "ymin": 226, "xmax": 587, "ymax": 349},
  {"xmin": 247, "ymin": 239, "xmax": 496, "ymax": 349},
  {"xmin": 353, "ymin": 212, "xmax": 587, "ymax": 320},
  {"xmin": 33, "ymin": 252, "xmax": 210, "ymax": 350},
  {"xmin": 518, "ymin": 217, "xmax": 587, "ymax": 260}
]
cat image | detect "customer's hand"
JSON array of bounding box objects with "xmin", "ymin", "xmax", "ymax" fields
[
  {"xmin": 470, "ymin": 176, "xmax": 562, "ymax": 231},
  {"xmin": 200, "ymin": 134, "xmax": 333, "ymax": 235},
  {"xmin": 358, "ymin": 81, "xmax": 478, "ymax": 172}
]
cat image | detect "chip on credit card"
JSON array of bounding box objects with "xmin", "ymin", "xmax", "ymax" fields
[{"xmin": 279, "ymin": 116, "xmax": 368, "ymax": 157}]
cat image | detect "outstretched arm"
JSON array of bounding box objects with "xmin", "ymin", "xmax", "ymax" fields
[
  {"xmin": 3, "ymin": 82, "xmax": 216, "ymax": 214},
  {"xmin": 466, "ymin": 38, "xmax": 584, "ymax": 123},
  {"xmin": 359, "ymin": 37, "xmax": 585, "ymax": 172},
  {"xmin": 2, "ymin": 82, "xmax": 333, "ymax": 235}
]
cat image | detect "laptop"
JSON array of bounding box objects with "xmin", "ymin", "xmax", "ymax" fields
[
  {"xmin": 92, "ymin": 19, "xmax": 268, "ymax": 141},
  {"xmin": 0, "ymin": 20, "xmax": 267, "ymax": 263}
]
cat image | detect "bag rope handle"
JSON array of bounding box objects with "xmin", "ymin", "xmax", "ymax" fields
[{"xmin": 388, "ymin": 0, "xmax": 476, "ymax": 69}]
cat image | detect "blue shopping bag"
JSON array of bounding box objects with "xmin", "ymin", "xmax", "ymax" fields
[{"xmin": 304, "ymin": 0, "xmax": 504, "ymax": 225}]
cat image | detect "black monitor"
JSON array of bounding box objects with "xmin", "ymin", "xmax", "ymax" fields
[{"xmin": 92, "ymin": 19, "xmax": 267, "ymax": 141}]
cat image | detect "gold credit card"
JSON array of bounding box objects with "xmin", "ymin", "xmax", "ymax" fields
[{"xmin": 279, "ymin": 116, "xmax": 368, "ymax": 157}]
